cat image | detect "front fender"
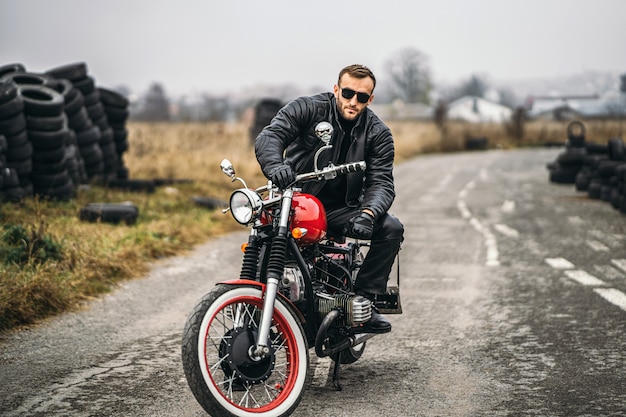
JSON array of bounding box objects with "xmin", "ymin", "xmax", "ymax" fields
[{"xmin": 219, "ymin": 279, "xmax": 306, "ymax": 324}]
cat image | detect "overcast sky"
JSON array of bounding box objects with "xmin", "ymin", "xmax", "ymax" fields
[{"xmin": 1, "ymin": 0, "xmax": 625, "ymax": 97}]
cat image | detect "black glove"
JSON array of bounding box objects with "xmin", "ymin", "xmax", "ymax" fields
[
  {"xmin": 348, "ymin": 212, "xmax": 374, "ymax": 239},
  {"xmin": 269, "ymin": 164, "xmax": 296, "ymax": 189}
]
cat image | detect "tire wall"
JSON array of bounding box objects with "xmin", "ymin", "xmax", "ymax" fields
[
  {"xmin": 0, "ymin": 62, "xmax": 131, "ymax": 202},
  {"xmin": 547, "ymin": 120, "xmax": 626, "ymax": 214}
]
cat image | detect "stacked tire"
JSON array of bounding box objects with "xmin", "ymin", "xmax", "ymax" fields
[
  {"xmin": 22, "ymin": 82, "xmax": 75, "ymax": 200},
  {"xmin": 98, "ymin": 87, "xmax": 131, "ymax": 179},
  {"xmin": 548, "ymin": 122, "xmax": 626, "ymax": 215},
  {"xmin": 547, "ymin": 121, "xmax": 586, "ymax": 184},
  {"xmin": 574, "ymin": 142, "xmax": 608, "ymax": 194},
  {"xmin": 45, "ymin": 62, "xmax": 109, "ymax": 182},
  {"xmin": 1, "ymin": 71, "xmax": 79, "ymax": 200},
  {"xmin": 51, "ymin": 78, "xmax": 88, "ymax": 186},
  {"xmin": 0, "ymin": 69, "xmax": 29, "ymax": 202}
]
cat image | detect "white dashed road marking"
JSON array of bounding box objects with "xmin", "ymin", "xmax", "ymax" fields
[
  {"xmin": 611, "ymin": 259, "xmax": 626, "ymax": 274},
  {"xmin": 564, "ymin": 270, "xmax": 607, "ymax": 286},
  {"xmin": 545, "ymin": 257, "xmax": 626, "ymax": 312},
  {"xmin": 545, "ymin": 258, "xmax": 575, "ymax": 269},
  {"xmin": 586, "ymin": 240, "xmax": 609, "ymax": 252},
  {"xmin": 594, "ymin": 288, "xmax": 626, "ymax": 311}
]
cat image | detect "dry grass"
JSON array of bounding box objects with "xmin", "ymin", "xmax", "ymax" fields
[{"xmin": 1, "ymin": 118, "xmax": 623, "ymax": 332}]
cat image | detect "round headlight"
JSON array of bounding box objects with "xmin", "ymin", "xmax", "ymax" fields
[{"xmin": 229, "ymin": 189, "xmax": 263, "ymax": 224}]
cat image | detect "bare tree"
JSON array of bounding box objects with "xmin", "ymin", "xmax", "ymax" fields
[{"xmin": 384, "ymin": 47, "xmax": 432, "ymax": 104}]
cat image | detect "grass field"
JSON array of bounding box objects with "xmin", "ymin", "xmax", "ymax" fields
[{"xmin": 0, "ymin": 118, "xmax": 623, "ymax": 332}]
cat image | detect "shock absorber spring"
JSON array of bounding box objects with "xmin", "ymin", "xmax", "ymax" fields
[
  {"xmin": 239, "ymin": 237, "xmax": 260, "ymax": 280},
  {"xmin": 266, "ymin": 234, "xmax": 288, "ymax": 281}
]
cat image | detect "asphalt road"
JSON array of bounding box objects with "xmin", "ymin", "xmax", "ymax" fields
[{"xmin": 2, "ymin": 148, "xmax": 626, "ymax": 417}]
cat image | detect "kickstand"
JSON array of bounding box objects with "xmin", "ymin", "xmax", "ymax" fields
[{"xmin": 332, "ymin": 354, "xmax": 343, "ymax": 391}]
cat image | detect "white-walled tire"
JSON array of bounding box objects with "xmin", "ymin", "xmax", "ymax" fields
[{"xmin": 181, "ymin": 284, "xmax": 309, "ymax": 417}]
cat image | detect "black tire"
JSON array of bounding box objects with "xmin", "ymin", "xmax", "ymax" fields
[
  {"xmin": 4, "ymin": 130, "xmax": 28, "ymax": 148},
  {"xmin": 0, "ymin": 79, "xmax": 19, "ymax": 111},
  {"xmin": 181, "ymin": 284, "xmax": 308, "ymax": 417},
  {"xmin": 5, "ymin": 140, "xmax": 33, "ymax": 161},
  {"xmin": 575, "ymin": 172, "xmax": 589, "ymax": 191},
  {"xmin": 0, "ymin": 95, "xmax": 24, "ymax": 118},
  {"xmin": 35, "ymin": 178, "xmax": 75, "ymax": 201},
  {"xmin": 549, "ymin": 166, "xmax": 578, "ymax": 184},
  {"xmin": 567, "ymin": 121, "xmax": 586, "ymax": 147},
  {"xmin": 32, "ymin": 159, "xmax": 67, "ymax": 175},
  {"xmin": 588, "ymin": 182, "xmax": 602, "ymax": 199},
  {"xmin": 2, "ymin": 167, "xmax": 20, "ymax": 188},
  {"xmin": 465, "ymin": 136, "xmax": 489, "ymax": 151},
  {"xmin": 68, "ymin": 107, "xmax": 93, "ymax": 132},
  {"xmin": 63, "ymin": 88, "xmax": 85, "ymax": 116},
  {"xmin": 98, "ymin": 87, "xmax": 129, "ymax": 108},
  {"xmin": 0, "ymin": 112, "xmax": 27, "ymax": 136},
  {"xmin": 608, "ymin": 137, "xmax": 625, "ymax": 161},
  {"xmin": 586, "ymin": 142, "xmax": 608, "ymax": 155},
  {"xmin": 75, "ymin": 125, "xmax": 101, "ymax": 147},
  {"xmin": 73, "ymin": 76, "xmax": 96, "ymax": 96},
  {"xmin": 45, "ymin": 62, "xmax": 88, "ymax": 82},
  {"xmin": 20, "ymin": 85, "xmax": 65, "ymax": 117},
  {"xmin": 556, "ymin": 148, "xmax": 585, "ymax": 167},
  {"xmin": 86, "ymin": 102, "xmax": 106, "ymax": 121},
  {"xmin": 31, "ymin": 170, "xmax": 72, "ymax": 188},
  {"xmin": 104, "ymin": 106, "xmax": 130, "ymax": 123},
  {"xmin": 79, "ymin": 203, "xmax": 139, "ymax": 225},
  {"xmin": 8, "ymin": 157, "xmax": 32, "ymax": 177},
  {"xmin": 1, "ymin": 72, "xmax": 55, "ymax": 88},
  {"xmin": 80, "ymin": 141, "xmax": 104, "ymax": 163},
  {"xmin": 0, "ymin": 63, "xmax": 26, "ymax": 79},
  {"xmin": 27, "ymin": 128, "xmax": 68, "ymax": 150},
  {"xmin": 25, "ymin": 114, "xmax": 67, "ymax": 131}
]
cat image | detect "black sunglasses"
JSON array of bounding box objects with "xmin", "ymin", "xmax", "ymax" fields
[{"xmin": 340, "ymin": 87, "xmax": 371, "ymax": 104}]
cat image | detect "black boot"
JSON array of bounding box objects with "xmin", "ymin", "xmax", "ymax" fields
[{"xmin": 356, "ymin": 289, "xmax": 392, "ymax": 334}]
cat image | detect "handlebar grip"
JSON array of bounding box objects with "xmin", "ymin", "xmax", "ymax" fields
[{"xmin": 336, "ymin": 161, "xmax": 366, "ymax": 174}]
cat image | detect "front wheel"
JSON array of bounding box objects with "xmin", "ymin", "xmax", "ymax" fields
[{"xmin": 181, "ymin": 284, "xmax": 309, "ymax": 417}]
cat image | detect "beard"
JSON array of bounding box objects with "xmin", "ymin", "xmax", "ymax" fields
[{"xmin": 336, "ymin": 100, "xmax": 362, "ymax": 121}]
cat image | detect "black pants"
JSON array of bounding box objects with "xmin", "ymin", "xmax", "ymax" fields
[{"xmin": 326, "ymin": 207, "xmax": 404, "ymax": 295}]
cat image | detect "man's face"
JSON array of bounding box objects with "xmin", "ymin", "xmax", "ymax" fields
[{"xmin": 333, "ymin": 74, "xmax": 374, "ymax": 121}]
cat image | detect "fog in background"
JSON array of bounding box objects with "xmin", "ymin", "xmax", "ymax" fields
[{"xmin": 1, "ymin": 0, "xmax": 625, "ymax": 99}]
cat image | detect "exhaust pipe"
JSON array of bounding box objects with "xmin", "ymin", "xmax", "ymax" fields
[{"xmin": 314, "ymin": 309, "xmax": 376, "ymax": 357}]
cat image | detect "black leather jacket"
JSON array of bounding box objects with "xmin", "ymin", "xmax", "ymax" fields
[{"xmin": 254, "ymin": 92, "xmax": 396, "ymax": 220}]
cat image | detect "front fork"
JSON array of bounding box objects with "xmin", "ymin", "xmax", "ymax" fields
[{"xmin": 251, "ymin": 189, "xmax": 294, "ymax": 359}]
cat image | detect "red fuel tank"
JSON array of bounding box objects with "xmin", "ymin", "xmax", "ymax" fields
[{"xmin": 290, "ymin": 192, "xmax": 327, "ymax": 245}]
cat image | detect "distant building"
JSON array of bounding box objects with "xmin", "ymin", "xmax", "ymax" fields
[
  {"xmin": 446, "ymin": 96, "xmax": 513, "ymax": 123},
  {"xmin": 525, "ymin": 93, "xmax": 626, "ymax": 120},
  {"xmin": 369, "ymin": 99, "xmax": 433, "ymax": 121}
]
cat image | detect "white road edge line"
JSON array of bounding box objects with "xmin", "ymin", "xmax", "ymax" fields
[{"xmin": 457, "ymin": 179, "xmax": 499, "ymax": 267}]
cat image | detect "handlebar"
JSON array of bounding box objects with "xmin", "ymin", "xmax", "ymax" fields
[
  {"xmin": 295, "ymin": 161, "xmax": 366, "ymax": 182},
  {"xmin": 254, "ymin": 161, "xmax": 366, "ymax": 194}
]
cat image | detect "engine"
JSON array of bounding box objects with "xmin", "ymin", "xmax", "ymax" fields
[{"xmin": 315, "ymin": 292, "xmax": 372, "ymax": 327}]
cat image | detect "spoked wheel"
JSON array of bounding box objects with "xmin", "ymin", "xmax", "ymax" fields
[{"xmin": 182, "ymin": 284, "xmax": 309, "ymax": 417}]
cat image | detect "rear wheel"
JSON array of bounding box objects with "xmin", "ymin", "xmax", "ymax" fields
[{"xmin": 182, "ymin": 284, "xmax": 309, "ymax": 417}]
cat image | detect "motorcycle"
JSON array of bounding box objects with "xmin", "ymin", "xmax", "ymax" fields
[{"xmin": 181, "ymin": 122, "xmax": 402, "ymax": 417}]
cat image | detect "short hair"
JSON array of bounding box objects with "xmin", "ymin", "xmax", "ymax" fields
[{"xmin": 337, "ymin": 64, "xmax": 376, "ymax": 91}]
